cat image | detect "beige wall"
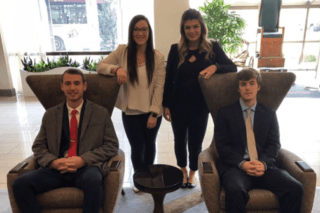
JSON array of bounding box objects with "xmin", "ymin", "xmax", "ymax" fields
[{"xmin": 154, "ymin": 0, "xmax": 189, "ymax": 59}]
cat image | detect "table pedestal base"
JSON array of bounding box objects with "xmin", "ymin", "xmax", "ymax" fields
[{"xmin": 151, "ymin": 193, "xmax": 166, "ymax": 213}]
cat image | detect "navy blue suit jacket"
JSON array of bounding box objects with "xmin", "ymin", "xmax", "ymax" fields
[{"xmin": 214, "ymin": 100, "xmax": 281, "ymax": 177}]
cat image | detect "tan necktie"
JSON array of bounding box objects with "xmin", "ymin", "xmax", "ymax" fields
[{"xmin": 245, "ymin": 109, "xmax": 258, "ymax": 160}]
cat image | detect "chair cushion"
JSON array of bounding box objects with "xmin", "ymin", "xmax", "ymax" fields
[
  {"xmin": 26, "ymin": 74, "xmax": 120, "ymax": 115},
  {"xmin": 259, "ymin": 0, "xmax": 281, "ymax": 32},
  {"xmin": 263, "ymin": 32, "xmax": 282, "ymax": 38},
  {"xmin": 37, "ymin": 187, "xmax": 84, "ymax": 208},
  {"xmin": 220, "ymin": 188, "xmax": 279, "ymax": 210}
]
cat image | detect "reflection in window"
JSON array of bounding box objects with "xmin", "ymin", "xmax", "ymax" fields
[
  {"xmin": 98, "ymin": 0, "xmax": 118, "ymax": 51},
  {"xmin": 50, "ymin": 1, "xmax": 87, "ymax": 24}
]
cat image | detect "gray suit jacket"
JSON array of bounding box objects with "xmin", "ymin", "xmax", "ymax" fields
[{"xmin": 32, "ymin": 100, "xmax": 119, "ymax": 176}]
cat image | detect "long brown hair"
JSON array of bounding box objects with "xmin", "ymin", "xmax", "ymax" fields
[
  {"xmin": 127, "ymin": 15, "xmax": 155, "ymax": 86},
  {"xmin": 178, "ymin": 9, "xmax": 213, "ymax": 67}
]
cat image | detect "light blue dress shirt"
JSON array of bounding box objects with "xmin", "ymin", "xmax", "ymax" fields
[{"xmin": 238, "ymin": 99, "xmax": 267, "ymax": 170}]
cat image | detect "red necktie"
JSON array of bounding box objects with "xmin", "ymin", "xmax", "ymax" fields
[{"xmin": 68, "ymin": 109, "xmax": 78, "ymax": 157}]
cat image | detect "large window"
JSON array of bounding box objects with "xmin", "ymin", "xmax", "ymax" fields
[
  {"xmin": 190, "ymin": 0, "xmax": 320, "ymax": 70},
  {"xmin": 51, "ymin": 1, "xmax": 87, "ymax": 24},
  {"xmin": 0, "ymin": 0, "xmax": 153, "ymax": 94},
  {"xmin": 49, "ymin": 0, "xmax": 119, "ymax": 51}
]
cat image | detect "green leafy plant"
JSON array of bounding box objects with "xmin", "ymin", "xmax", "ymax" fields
[
  {"xmin": 21, "ymin": 55, "xmax": 80, "ymax": 72},
  {"xmin": 33, "ymin": 59, "xmax": 50, "ymax": 72},
  {"xmin": 56, "ymin": 55, "xmax": 72, "ymax": 67},
  {"xmin": 199, "ymin": 0, "xmax": 246, "ymax": 55},
  {"xmin": 82, "ymin": 57, "xmax": 99, "ymax": 71},
  {"xmin": 21, "ymin": 57, "xmax": 34, "ymax": 71},
  {"xmin": 88, "ymin": 62, "xmax": 98, "ymax": 71},
  {"xmin": 304, "ymin": 55, "xmax": 317, "ymax": 62},
  {"xmin": 47, "ymin": 58, "xmax": 57, "ymax": 69},
  {"xmin": 70, "ymin": 60, "xmax": 80, "ymax": 67},
  {"xmin": 82, "ymin": 57, "xmax": 92, "ymax": 71}
]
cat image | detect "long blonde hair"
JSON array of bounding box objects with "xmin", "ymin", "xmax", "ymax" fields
[{"xmin": 178, "ymin": 9, "xmax": 214, "ymax": 67}]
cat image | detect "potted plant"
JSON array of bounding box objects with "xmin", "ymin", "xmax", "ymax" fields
[
  {"xmin": 82, "ymin": 56, "xmax": 104, "ymax": 72},
  {"xmin": 199, "ymin": 0, "xmax": 245, "ymax": 55},
  {"xmin": 20, "ymin": 55, "xmax": 91, "ymax": 96}
]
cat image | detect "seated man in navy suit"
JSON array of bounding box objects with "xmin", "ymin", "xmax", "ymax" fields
[
  {"xmin": 214, "ymin": 68, "xmax": 303, "ymax": 213},
  {"xmin": 12, "ymin": 68, "xmax": 119, "ymax": 213}
]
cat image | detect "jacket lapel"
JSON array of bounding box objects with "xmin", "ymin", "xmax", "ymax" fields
[
  {"xmin": 80, "ymin": 100, "xmax": 92, "ymax": 141},
  {"xmin": 233, "ymin": 101, "xmax": 247, "ymax": 147},
  {"xmin": 253, "ymin": 104, "xmax": 264, "ymax": 145},
  {"xmin": 56, "ymin": 102, "xmax": 65, "ymax": 153}
]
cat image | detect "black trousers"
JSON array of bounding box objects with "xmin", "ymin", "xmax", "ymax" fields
[
  {"xmin": 222, "ymin": 167, "xmax": 303, "ymax": 213},
  {"xmin": 122, "ymin": 112, "xmax": 162, "ymax": 171},
  {"xmin": 171, "ymin": 106, "xmax": 209, "ymax": 171},
  {"xmin": 12, "ymin": 166, "xmax": 104, "ymax": 213}
]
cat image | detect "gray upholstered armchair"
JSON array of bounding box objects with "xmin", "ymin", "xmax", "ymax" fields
[
  {"xmin": 198, "ymin": 72, "xmax": 316, "ymax": 213},
  {"xmin": 7, "ymin": 73, "xmax": 125, "ymax": 213},
  {"xmin": 257, "ymin": 0, "xmax": 285, "ymax": 67}
]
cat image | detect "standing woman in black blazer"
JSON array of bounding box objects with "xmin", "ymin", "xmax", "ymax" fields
[{"xmin": 163, "ymin": 8, "xmax": 237, "ymax": 188}]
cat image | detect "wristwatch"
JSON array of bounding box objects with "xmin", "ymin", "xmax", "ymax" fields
[{"xmin": 151, "ymin": 113, "xmax": 158, "ymax": 118}]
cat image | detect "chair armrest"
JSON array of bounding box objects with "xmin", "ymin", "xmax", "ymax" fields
[
  {"xmin": 103, "ymin": 149, "xmax": 125, "ymax": 213},
  {"xmin": 7, "ymin": 155, "xmax": 38, "ymax": 213},
  {"xmin": 109, "ymin": 161, "xmax": 121, "ymax": 171},
  {"xmin": 106, "ymin": 150, "xmax": 124, "ymax": 172},
  {"xmin": 198, "ymin": 147, "xmax": 220, "ymax": 213},
  {"xmin": 278, "ymin": 148, "xmax": 316, "ymax": 213},
  {"xmin": 257, "ymin": 26, "xmax": 262, "ymax": 34},
  {"xmin": 278, "ymin": 148, "xmax": 314, "ymax": 176},
  {"xmin": 9, "ymin": 155, "xmax": 38, "ymax": 175},
  {"xmin": 277, "ymin": 26, "xmax": 285, "ymax": 32},
  {"xmin": 9, "ymin": 162, "xmax": 28, "ymax": 173},
  {"xmin": 278, "ymin": 26, "xmax": 285, "ymax": 39},
  {"xmin": 295, "ymin": 161, "xmax": 313, "ymax": 172}
]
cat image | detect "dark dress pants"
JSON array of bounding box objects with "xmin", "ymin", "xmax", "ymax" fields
[
  {"xmin": 12, "ymin": 166, "xmax": 104, "ymax": 213},
  {"xmin": 221, "ymin": 167, "xmax": 303, "ymax": 213},
  {"xmin": 122, "ymin": 112, "xmax": 162, "ymax": 171},
  {"xmin": 171, "ymin": 106, "xmax": 209, "ymax": 171}
]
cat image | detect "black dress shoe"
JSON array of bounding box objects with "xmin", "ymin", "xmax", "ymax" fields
[
  {"xmin": 181, "ymin": 178, "xmax": 188, "ymax": 188},
  {"xmin": 181, "ymin": 182, "xmax": 188, "ymax": 188},
  {"xmin": 187, "ymin": 179, "xmax": 197, "ymax": 188}
]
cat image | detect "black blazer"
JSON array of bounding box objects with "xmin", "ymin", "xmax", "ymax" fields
[
  {"xmin": 162, "ymin": 41, "xmax": 237, "ymax": 109},
  {"xmin": 214, "ymin": 101, "xmax": 281, "ymax": 177}
]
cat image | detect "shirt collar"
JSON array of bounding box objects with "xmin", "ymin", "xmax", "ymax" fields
[
  {"xmin": 239, "ymin": 98, "xmax": 257, "ymax": 112},
  {"xmin": 66, "ymin": 100, "xmax": 84, "ymax": 115}
]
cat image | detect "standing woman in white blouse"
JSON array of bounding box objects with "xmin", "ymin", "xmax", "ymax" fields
[{"xmin": 97, "ymin": 15, "xmax": 166, "ymax": 192}]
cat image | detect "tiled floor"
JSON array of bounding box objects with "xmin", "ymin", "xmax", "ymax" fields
[{"xmin": 1, "ymin": 71, "xmax": 320, "ymax": 190}]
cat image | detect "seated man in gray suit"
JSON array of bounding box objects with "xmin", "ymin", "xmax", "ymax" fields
[
  {"xmin": 214, "ymin": 68, "xmax": 303, "ymax": 213},
  {"xmin": 13, "ymin": 68, "xmax": 119, "ymax": 213}
]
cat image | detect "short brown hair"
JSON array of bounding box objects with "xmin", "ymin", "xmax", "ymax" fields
[
  {"xmin": 61, "ymin": 68, "xmax": 86, "ymax": 83},
  {"xmin": 236, "ymin": 68, "xmax": 262, "ymax": 87}
]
